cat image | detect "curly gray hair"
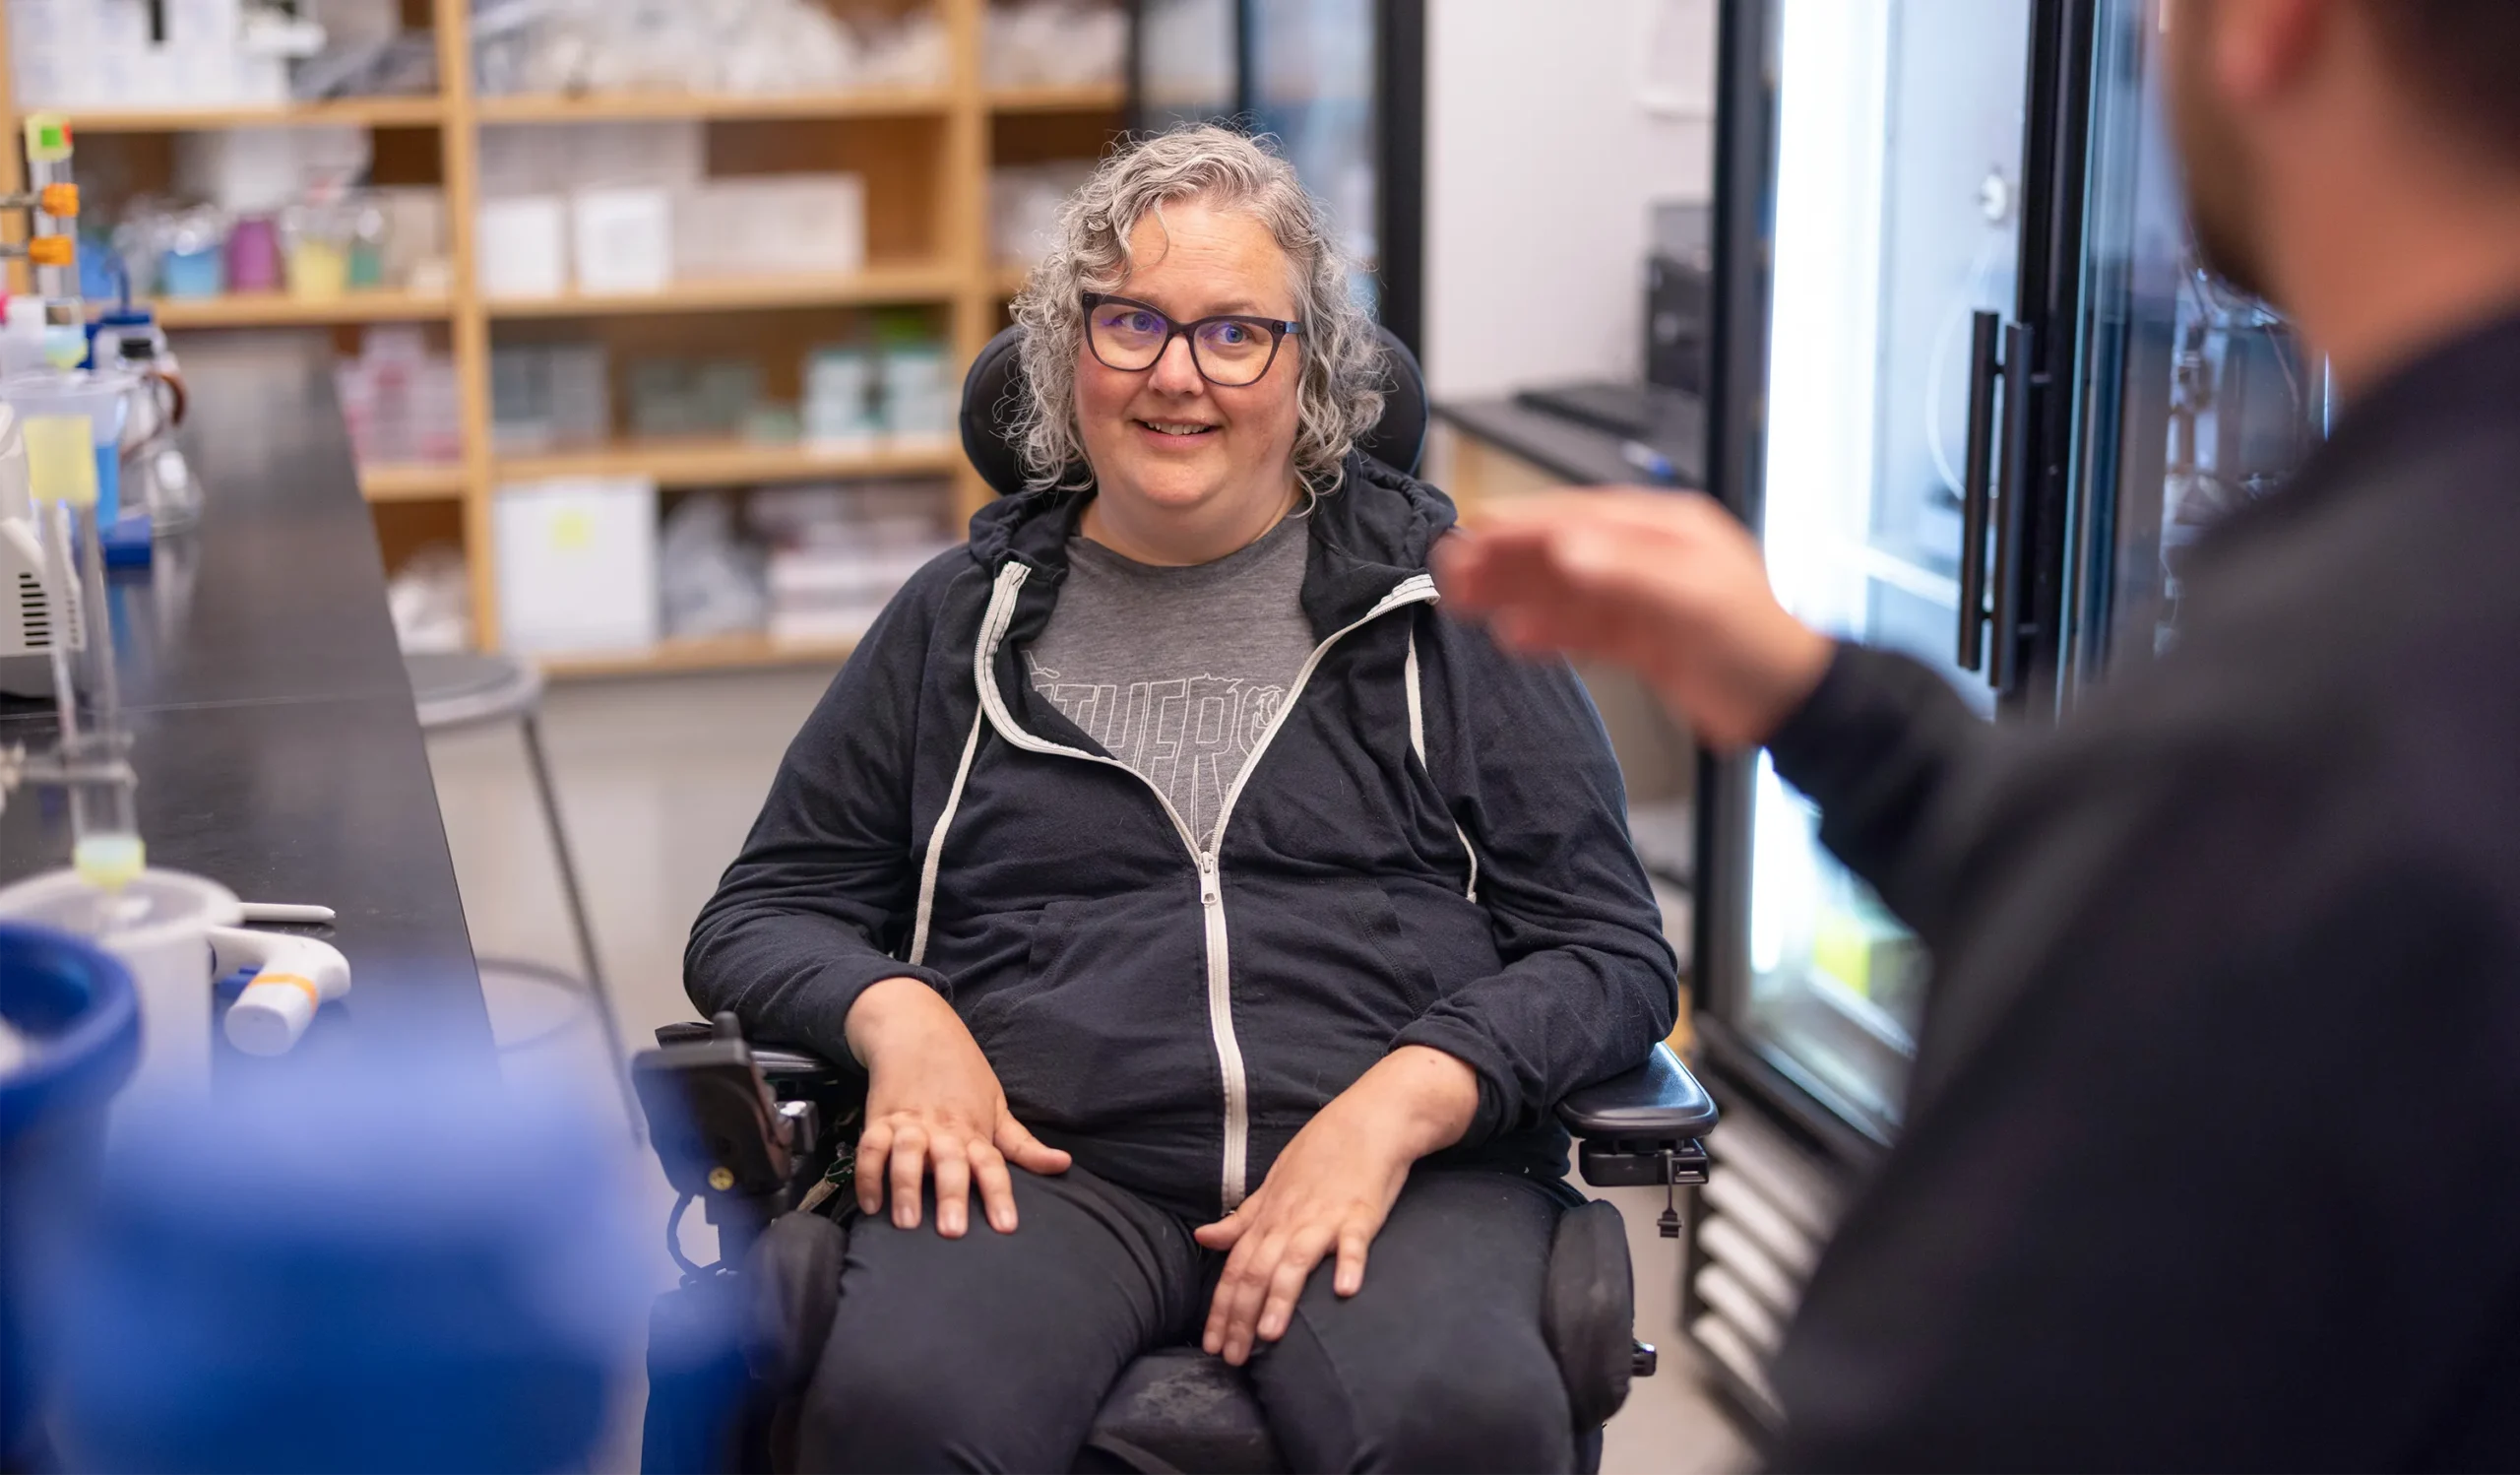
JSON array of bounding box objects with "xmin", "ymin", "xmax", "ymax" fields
[{"xmin": 1007, "ymin": 124, "xmax": 1386, "ymax": 493}]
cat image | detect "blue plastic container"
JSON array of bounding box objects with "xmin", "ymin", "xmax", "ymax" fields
[
  {"xmin": 159, "ymin": 246, "xmax": 224, "ymax": 299},
  {"xmin": 48, "ymin": 1035, "xmax": 646, "ymax": 1473},
  {"xmin": 0, "ymin": 923, "xmax": 141, "ymax": 1471}
]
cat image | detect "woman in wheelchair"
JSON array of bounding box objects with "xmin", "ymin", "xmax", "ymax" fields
[{"xmin": 688, "ymin": 124, "xmax": 1676, "ymax": 1474}]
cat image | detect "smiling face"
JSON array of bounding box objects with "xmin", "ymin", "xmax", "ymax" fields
[{"xmin": 1073, "ymin": 197, "xmax": 1306, "ymax": 564}]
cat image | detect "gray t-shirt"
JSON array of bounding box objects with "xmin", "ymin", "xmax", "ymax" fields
[{"xmin": 1024, "ymin": 513, "xmax": 1316, "ymax": 845}]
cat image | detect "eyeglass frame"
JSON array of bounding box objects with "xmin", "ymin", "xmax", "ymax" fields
[{"xmin": 1079, "ymin": 291, "xmax": 1306, "ymax": 387}]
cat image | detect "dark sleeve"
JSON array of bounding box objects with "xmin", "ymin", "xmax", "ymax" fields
[
  {"xmin": 1390, "ymin": 612, "xmax": 1680, "ymax": 1143},
  {"xmin": 682, "ymin": 562, "xmax": 959, "ymax": 1066},
  {"xmin": 1772, "ymin": 739, "xmax": 2520, "ymax": 1471},
  {"xmin": 1764, "ymin": 641, "xmax": 2001, "ymax": 943}
]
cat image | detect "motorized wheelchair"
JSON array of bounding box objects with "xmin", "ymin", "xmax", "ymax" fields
[
  {"xmin": 632, "ymin": 324, "xmax": 1719, "ymax": 1472},
  {"xmin": 636, "ymin": 1013, "xmax": 1716, "ymax": 1474}
]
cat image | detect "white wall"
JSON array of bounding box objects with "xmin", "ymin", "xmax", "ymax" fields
[{"xmin": 1421, "ymin": 0, "xmax": 1718, "ymax": 400}]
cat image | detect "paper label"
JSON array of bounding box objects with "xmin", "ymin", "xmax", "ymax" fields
[
  {"xmin": 23, "ymin": 113, "xmax": 71, "ymax": 163},
  {"xmin": 24, "ymin": 415, "xmax": 97, "ymax": 506}
]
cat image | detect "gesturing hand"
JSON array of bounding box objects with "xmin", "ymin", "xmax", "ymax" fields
[
  {"xmin": 845, "ymin": 976, "xmax": 1071, "ymax": 1237},
  {"xmin": 1433, "ymin": 489, "xmax": 1834, "ymax": 751},
  {"xmin": 1194, "ymin": 1046, "xmax": 1479, "ymax": 1366}
]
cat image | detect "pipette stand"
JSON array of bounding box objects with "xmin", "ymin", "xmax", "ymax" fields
[{"xmin": 3, "ymin": 113, "xmax": 87, "ymax": 370}]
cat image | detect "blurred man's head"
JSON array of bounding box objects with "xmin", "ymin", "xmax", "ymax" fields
[{"xmin": 2164, "ymin": 0, "xmax": 2520, "ymax": 357}]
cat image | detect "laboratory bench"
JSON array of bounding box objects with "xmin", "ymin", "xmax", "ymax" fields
[
  {"xmin": 1428, "ymin": 386, "xmax": 1707, "ymax": 516},
  {"xmin": 0, "ymin": 332, "xmax": 489, "ymax": 1056}
]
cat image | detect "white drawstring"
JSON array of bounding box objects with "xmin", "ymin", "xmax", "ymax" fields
[
  {"xmin": 1405, "ymin": 622, "xmax": 1480, "ymax": 903},
  {"xmin": 908, "ymin": 562, "xmax": 1031, "ymax": 967},
  {"xmin": 909, "ymin": 708, "xmax": 985, "ymax": 968}
]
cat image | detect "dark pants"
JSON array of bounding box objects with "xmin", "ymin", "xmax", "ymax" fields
[{"xmin": 796, "ymin": 1165, "xmax": 1576, "ymax": 1474}]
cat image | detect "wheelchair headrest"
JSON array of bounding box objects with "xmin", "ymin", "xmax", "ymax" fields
[{"xmin": 957, "ymin": 321, "xmax": 1431, "ymax": 498}]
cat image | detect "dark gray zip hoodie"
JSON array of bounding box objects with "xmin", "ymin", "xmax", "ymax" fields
[{"xmin": 687, "ymin": 454, "xmax": 1677, "ymax": 1222}]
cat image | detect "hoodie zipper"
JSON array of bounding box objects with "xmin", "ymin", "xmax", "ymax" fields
[{"xmin": 970, "ymin": 560, "xmax": 1438, "ymax": 1211}]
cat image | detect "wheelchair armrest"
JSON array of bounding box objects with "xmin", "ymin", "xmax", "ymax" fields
[
  {"xmin": 1555, "ymin": 1042, "xmax": 1719, "ymax": 1140},
  {"xmin": 1557, "ymin": 1043, "xmax": 1717, "ymax": 1196},
  {"xmin": 653, "ymin": 1019, "xmax": 851, "ymax": 1087}
]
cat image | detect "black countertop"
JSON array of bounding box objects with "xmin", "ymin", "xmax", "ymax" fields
[
  {"xmin": 1, "ymin": 332, "xmax": 487, "ymax": 1053},
  {"xmin": 1435, "ymin": 387, "xmax": 1707, "ymax": 491}
]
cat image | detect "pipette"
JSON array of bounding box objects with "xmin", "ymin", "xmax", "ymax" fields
[{"xmin": 24, "ymin": 410, "xmax": 142, "ymax": 889}]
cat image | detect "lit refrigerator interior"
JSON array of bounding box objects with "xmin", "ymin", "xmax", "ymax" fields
[
  {"xmin": 2063, "ymin": 0, "xmax": 2329, "ymax": 685},
  {"xmin": 1742, "ymin": 0, "xmax": 2029, "ymax": 1143}
]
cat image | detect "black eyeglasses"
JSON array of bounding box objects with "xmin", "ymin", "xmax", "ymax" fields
[{"xmin": 1081, "ymin": 292, "xmax": 1304, "ymax": 388}]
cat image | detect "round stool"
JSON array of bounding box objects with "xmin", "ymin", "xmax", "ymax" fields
[{"xmin": 406, "ymin": 653, "xmax": 637, "ymax": 1134}]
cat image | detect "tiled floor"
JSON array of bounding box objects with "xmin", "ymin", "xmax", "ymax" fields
[{"xmin": 425, "ymin": 667, "xmax": 1757, "ymax": 1475}]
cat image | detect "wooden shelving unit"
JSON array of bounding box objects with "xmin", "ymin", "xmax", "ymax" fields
[
  {"xmin": 482, "ymin": 263, "xmax": 962, "ymax": 318},
  {"xmin": 153, "ymin": 289, "xmax": 455, "ymax": 328},
  {"xmin": 0, "ymin": 0, "xmax": 1128, "ymax": 679},
  {"xmin": 473, "ymin": 88, "xmax": 953, "ymax": 123},
  {"xmin": 44, "ymin": 96, "xmax": 448, "ymax": 131},
  {"xmin": 986, "ymin": 83, "xmax": 1127, "ymax": 113},
  {"xmin": 493, "ymin": 435, "xmax": 957, "ymax": 488},
  {"xmin": 359, "ymin": 462, "xmax": 471, "ymax": 501}
]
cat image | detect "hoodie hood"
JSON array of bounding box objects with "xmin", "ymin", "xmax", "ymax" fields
[{"xmin": 963, "ymin": 451, "xmax": 1459, "ymax": 639}]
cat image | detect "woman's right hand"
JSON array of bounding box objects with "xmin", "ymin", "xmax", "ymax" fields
[{"xmin": 844, "ymin": 976, "xmax": 1072, "ymax": 1237}]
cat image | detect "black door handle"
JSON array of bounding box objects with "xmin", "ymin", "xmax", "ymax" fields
[
  {"xmin": 1955, "ymin": 311, "xmax": 2001, "ymax": 671},
  {"xmin": 1989, "ymin": 321, "xmax": 2037, "ymax": 694}
]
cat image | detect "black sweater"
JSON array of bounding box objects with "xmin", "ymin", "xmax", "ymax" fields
[
  {"xmin": 1768, "ymin": 313, "xmax": 2520, "ymax": 1470},
  {"xmin": 687, "ymin": 456, "xmax": 1677, "ymax": 1223}
]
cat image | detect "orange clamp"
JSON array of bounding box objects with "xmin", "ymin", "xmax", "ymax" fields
[
  {"xmin": 38, "ymin": 182, "xmax": 77, "ymax": 219},
  {"xmin": 27, "ymin": 236, "xmax": 74, "ymax": 268}
]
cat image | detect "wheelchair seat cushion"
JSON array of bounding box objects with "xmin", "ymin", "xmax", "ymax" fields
[{"xmin": 1080, "ymin": 1347, "xmax": 1284, "ymax": 1475}]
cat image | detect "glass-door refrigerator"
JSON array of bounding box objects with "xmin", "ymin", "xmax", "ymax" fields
[
  {"xmin": 2056, "ymin": 1, "xmax": 2331, "ymax": 692},
  {"xmin": 1131, "ymin": 0, "xmax": 1424, "ymax": 349},
  {"xmin": 1683, "ymin": 0, "xmax": 2329, "ymax": 1426}
]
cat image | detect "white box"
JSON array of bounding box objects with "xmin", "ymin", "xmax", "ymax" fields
[
  {"xmin": 571, "ymin": 186, "xmax": 673, "ymax": 294},
  {"xmin": 493, "ymin": 478, "xmax": 659, "ymax": 655},
  {"xmin": 476, "ymin": 196, "xmax": 569, "ymax": 298},
  {"xmin": 678, "ymin": 174, "xmax": 865, "ymax": 280},
  {"xmin": 476, "ymin": 126, "xmax": 561, "ymax": 199},
  {"xmin": 7, "ymin": 0, "xmax": 94, "ymax": 52}
]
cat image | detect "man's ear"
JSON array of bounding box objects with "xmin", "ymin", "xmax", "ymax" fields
[{"xmin": 2211, "ymin": 0, "xmax": 2330, "ymax": 104}]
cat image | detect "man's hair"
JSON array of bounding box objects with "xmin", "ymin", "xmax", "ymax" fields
[
  {"xmin": 1006, "ymin": 123, "xmax": 1386, "ymax": 493},
  {"xmin": 2362, "ymin": 0, "xmax": 2520, "ymax": 165}
]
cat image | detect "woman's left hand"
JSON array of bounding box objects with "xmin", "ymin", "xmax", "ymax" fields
[{"xmin": 1194, "ymin": 1045, "xmax": 1480, "ymax": 1366}]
